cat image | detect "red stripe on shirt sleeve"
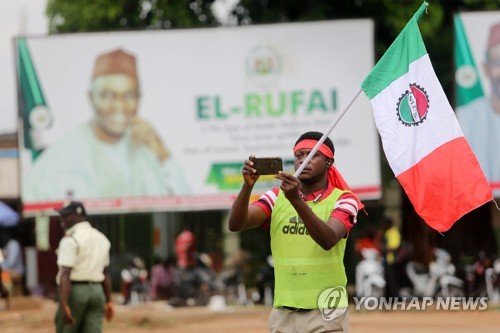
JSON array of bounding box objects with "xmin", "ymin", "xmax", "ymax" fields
[
  {"xmin": 251, "ymin": 200, "xmax": 271, "ymax": 229},
  {"xmin": 338, "ymin": 192, "xmax": 357, "ymax": 200},
  {"xmin": 331, "ymin": 209, "xmax": 355, "ymax": 232},
  {"xmin": 262, "ymin": 193, "xmax": 274, "ymax": 208},
  {"xmin": 251, "ymin": 200, "xmax": 272, "ymax": 219},
  {"xmin": 250, "ymin": 187, "xmax": 279, "ymax": 229},
  {"xmin": 336, "ymin": 201, "xmax": 358, "ymax": 216}
]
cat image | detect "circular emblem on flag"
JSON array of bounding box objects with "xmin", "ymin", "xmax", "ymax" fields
[
  {"xmin": 29, "ymin": 105, "xmax": 52, "ymax": 130},
  {"xmin": 455, "ymin": 65, "xmax": 478, "ymax": 89},
  {"xmin": 396, "ymin": 83, "xmax": 429, "ymax": 126}
]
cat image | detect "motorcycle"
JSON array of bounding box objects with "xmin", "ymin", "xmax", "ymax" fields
[
  {"xmin": 254, "ymin": 255, "xmax": 275, "ymax": 306},
  {"xmin": 355, "ymin": 248, "xmax": 386, "ymax": 298},
  {"xmin": 169, "ymin": 253, "xmax": 216, "ymax": 307},
  {"xmin": 464, "ymin": 251, "xmax": 492, "ymax": 297},
  {"xmin": 218, "ymin": 251, "xmax": 250, "ymax": 306},
  {"xmin": 405, "ymin": 248, "xmax": 464, "ymax": 298},
  {"xmin": 485, "ymin": 258, "xmax": 500, "ymax": 303}
]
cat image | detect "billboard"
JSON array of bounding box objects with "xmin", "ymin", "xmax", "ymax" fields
[
  {"xmin": 18, "ymin": 20, "xmax": 381, "ymax": 214},
  {"xmin": 455, "ymin": 12, "xmax": 500, "ymax": 197}
]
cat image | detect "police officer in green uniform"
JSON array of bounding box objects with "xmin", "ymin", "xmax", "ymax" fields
[
  {"xmin": 229, "ymin": 132, "xmax": 361, "ymax": 332},
  {"xmin": 55, "ymin": 201, "xmax": 114, "ymax": 333}
]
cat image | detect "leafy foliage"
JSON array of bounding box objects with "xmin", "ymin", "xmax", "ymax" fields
[
  {"xmin": 45, "ymin": 0, "xmax": 500, "ymax": 135},
  {"xmin": 46, "ymin": 0, "xmax": 217, "ymax": 33},
  {"xmin": 230, "ymin": 0, "xmax": 500, "ymax": 95},
  {"xmin": 45, "ymin": 0, "xmax": 500, "ymax": 103}
]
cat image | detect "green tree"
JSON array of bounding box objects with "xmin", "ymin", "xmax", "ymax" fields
[
  {"xmin": 46, "ymin": 0, "xmax": 217, "ymax": 33},
  {"xmin": 230, "ymin": 0, "xmax": 500, "ymax": 96},
  {"xmin": 47, "ymin": 0, "xmax": 500, "ymax": 94}
]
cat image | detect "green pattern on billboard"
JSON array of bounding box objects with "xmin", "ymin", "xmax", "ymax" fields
[{"xmin": 454, "ymin": 15, "xmax": 484, "ymax": 107}]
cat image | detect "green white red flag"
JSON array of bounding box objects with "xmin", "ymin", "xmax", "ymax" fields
[{"xmin": 361, "ymin": 2, "xmax": 492, "ymax": 232}]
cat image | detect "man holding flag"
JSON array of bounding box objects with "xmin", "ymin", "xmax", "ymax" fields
[
  {"xmin": 272, "ymin": 1, "xmax": 491, "ymax": 235},
  {"xmin": 228, "ymin": 1, "xmax": 493, "ymax": 331},
  {"xmin": 229, "ymin": 132, "xmax": 361, "ymax": 332}
]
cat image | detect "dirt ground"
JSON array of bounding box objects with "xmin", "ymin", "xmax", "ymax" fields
[{"xmin": 0, "ymin": 297, "xmax": 499, "ymax": 333}]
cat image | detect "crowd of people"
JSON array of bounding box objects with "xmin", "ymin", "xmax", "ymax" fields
[{"xmin": 121, "ymin": 228, "xmax": 262, "ymax": 308}]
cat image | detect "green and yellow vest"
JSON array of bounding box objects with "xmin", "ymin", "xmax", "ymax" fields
[{"xmin": 271, "ymin": 188, "xmax": 349, "ymax": 309}]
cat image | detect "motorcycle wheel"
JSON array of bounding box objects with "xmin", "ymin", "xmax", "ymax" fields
[
  {"xmin": 437, "ymin": 285, "xmax": 465, "ymax": 298},
  {"xmin": 371, "ymin": 285, "xmax": 385, "ymax": 298}
]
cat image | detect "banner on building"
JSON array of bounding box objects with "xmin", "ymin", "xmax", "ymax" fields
[
  {"xmin": 18, "ymin": 21, "xmax": 381, "ymax": 214},
  {"xmin": 455, "ymin": 12, "xmax": 500, "ymax": 197}
]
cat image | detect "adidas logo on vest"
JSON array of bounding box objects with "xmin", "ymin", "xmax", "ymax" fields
[{"xmin": 282, "ymin": 216, "xmax": 309, "ymax": 235}]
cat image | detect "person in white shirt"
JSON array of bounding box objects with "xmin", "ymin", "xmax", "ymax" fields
[
  {"xmin": 24, "ymin": 48, "xmax": 190, "ymax": 201},
  {"xmin": 55, "ymin": 201, "xmax": 113, "ymax": 333}
]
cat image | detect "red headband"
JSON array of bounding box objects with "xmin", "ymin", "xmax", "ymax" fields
[
  {"xmin": 293, "ymin": 138, "xmax": 364, "ymax": 210},
  {"xmin": 293, "ymin": 139, "xmax": 334, "ymax": 158}
]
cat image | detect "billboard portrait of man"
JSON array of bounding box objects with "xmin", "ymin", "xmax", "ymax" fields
[
  {"xmin": 23, "ymin": 48, "xmax": 190, "ymax": 201},
  {"xmin": 19, "ymin": 22, "xmax": 380, "ymax": 212},
  {"xmin": 456, "ymin": 20, "xmax": 500, "ymax": 191}
]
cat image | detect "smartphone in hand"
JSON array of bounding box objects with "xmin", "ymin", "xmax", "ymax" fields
[{"xmin": 252, "ymin": 157, "xmax": 283, "ymax": 175}]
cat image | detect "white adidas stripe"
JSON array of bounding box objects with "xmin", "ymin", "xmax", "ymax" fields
[
  {"xmin": 335, "ymin": 198, "xmax": 359, "ymax": 210},
  {"xmin": 261, "ymin": 189, "xmax": 278, "ymax": 208},
  {"xmin": 336, "ymin": 203, "xmax": 357, "ymax": 216}
]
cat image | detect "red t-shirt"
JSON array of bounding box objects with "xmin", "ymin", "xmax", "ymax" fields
[
  {"xmin": 175, "ymin": 230, "xmax": 197, "ymax": 268},
  {"xmin": 251, "ymin": 182, "xmax": 359, "ymax": 232}
]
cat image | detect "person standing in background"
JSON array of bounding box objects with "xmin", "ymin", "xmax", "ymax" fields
[
  {"xmin": 55, "ymin": 201, "xmax": 113, "ymax": 333},
  {"xmin": 175, "ymin": 226, "xmax": 197, "ymax": 270},
  {"xmin": 150, "ymin": 256, "xmax": 177, "ymax": 301},
  {"xmin": 172, "ymin": 226, "xmax": 213, "ymax": 306},
  {"xmin": 0, "ymin": 230, "xmax": 24, "ymax": 296},
  {"xmin": 382, "ymin": 217, "xmax": 402, "ymax": 297}
]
